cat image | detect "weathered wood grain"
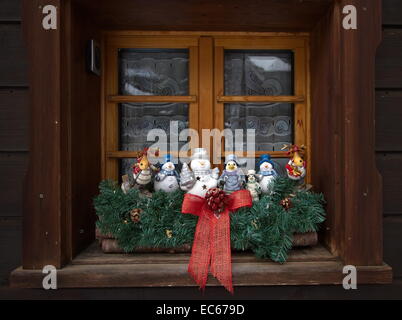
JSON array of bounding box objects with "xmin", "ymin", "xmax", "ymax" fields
[
  {"xmin": 311, "ymin": 0, "xmax": 384, "ymax": 266},
  {"xmin": 0, "ymin": 89, "xmax": 29, "ymax": 151},
  {"xmin": 376, "ymin": 29, "xmax": 402, "ymax": 89},
  {"xmin": 74, "ymin": 0, "xmax": 332, "ymax": 31},
  {"xmin": 3, "ymin": 280, "xmax": 402, "ymax": 300},
  {"xmin": 0, "ymin": 0, "xmax": 22, "ymax": 21},
  {"xmin": 21, "ymin": 0, "xmax": 64, "ymax": 269},
  {"xmin": 376, "ymin": 91, "xmax": 402, "ymax": 152},
  {"xmin": 0, "ymin": 24, "xmax": 28, "ymax": 87},
  {"xmin": 376, "ymin": 153, "xmax": 402, "ymax": 215},
  {"xmin": 10, "ymin": 259, "xmax": 392, "ymax": 288},
  {"xmin": 383, "ymin": 0, "xmax": 402, "ymax": 26},
  {"xmin": 69, "ymin": 1, "xmax": 101, "ymax": 258},
  {"xmin": 98, "ymin": 233, "xmax": 318, "ymax": 254},
  {"xmin": 0, "ymin": 152, "xmax": 28, "ymax": 217},
  {"xmin": 74, "ymin": 242, "xmax": 337, "ymax": 266}
]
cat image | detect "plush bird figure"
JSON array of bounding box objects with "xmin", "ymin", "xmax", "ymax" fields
[
  {"xmin": 257, "ymin": 154, "xmax": 278, "ymax": 195},
  {"xmin": 283, "ymin": 145, "xmax": 307, "ymax": 181},
  {"xmin": 154, "ymin": 154, "xmax": 180, "ymax": 193},
  {"xmin": 218, "ymin": 154, "xmax": 245, "ymax": 194},
  {"xmin": 246, "ymin": 169, "xmax": 261, "ymax": 202},
  {"xmin": 132, "ymin": 148, "xmax": 159, "ymax": 189}
]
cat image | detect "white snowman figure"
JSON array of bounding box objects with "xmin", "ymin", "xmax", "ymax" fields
[
  {"xmin": 257, "ymin": 154, "xmax": 278, "ymax": 195},
  {"xmin": 180, "ymin": 148, "xmax": 219, "ymax": 198},
  {"xmin": 154, "ymin": 154, "xmax": 180, "ymax": 193}
]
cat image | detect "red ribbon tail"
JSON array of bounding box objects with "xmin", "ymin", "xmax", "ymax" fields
[
  {"xmin": 210, "ymin": 211, "xmax": 234, "ymax": 294},
  {"xmin": 187, "ymin": 207, "xmax": 212, "ymax": 291}
]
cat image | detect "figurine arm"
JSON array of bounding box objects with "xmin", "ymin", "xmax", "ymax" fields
[{"xmin": 211, "ymin": 167, "xmax": 220, "ymax": 180}]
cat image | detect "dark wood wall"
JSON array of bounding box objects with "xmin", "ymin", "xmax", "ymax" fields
[
  {"xmin": 0, "ymin": 0, "xmax": 25, "ymax": 286},
  {"xmin": 0, "ymin": 0, "xmax": 401, "ymax": 298},
  {"xmin": 376, "ymin": 0, "xmax": 402, "ymax": 284}
]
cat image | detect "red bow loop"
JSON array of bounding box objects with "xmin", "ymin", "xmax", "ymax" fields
[{"xmin": 182, "ymin": 193, "xmax": 205, "ymax": 217}]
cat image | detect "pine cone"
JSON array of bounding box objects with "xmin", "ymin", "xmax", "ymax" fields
[{"xmin": 130, "ymin": 208, "xmax": 142, "ymax": 223}]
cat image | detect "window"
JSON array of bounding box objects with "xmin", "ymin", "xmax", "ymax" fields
[{"xmin": 103, "ymin": 33, "xmax": 309, "ymax": 181}]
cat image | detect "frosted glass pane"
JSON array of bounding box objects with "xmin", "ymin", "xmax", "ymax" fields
[
  {"xmin": 225, "ymin": 50, "xmax": 293, "ymax": 96},
  {"xmin": 224, "ymin": 103, "xmax": 293, "ymax": 152},
  {"xmin": 119, "ymin": 49, "xmax": 189, "ymax": 95},
  {"xmin": 119, "ymin": 102, "xmax": 189, "ymax": 151}
]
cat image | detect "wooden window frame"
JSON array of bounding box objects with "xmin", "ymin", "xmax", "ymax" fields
[
  {"xmin": 102, "ymin": 32, "xmax": 310, "ymax": 181},
  {"xmin": 103, "ymin": 35, "xmax": 200, "ymax": 181}
]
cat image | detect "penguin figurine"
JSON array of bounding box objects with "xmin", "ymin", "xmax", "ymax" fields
[
  {"xmin": 218, "ymin": 154, "xmax": 245, "ymax": 194},
  {"xmin": 154, "ymin": 154, "xmax": 180, "ymax": 193},
  {"xmin": 246, "ymin": 169, "xmax": 261, "ymax": 202},
  {"xmin": 257, "ymin": 154, "xmax": 278, "ymax": 195}
]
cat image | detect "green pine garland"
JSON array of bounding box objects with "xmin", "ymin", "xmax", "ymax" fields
[{"xmin": 94, "ymin": 177, "xmax": 326, "ymax": 263}]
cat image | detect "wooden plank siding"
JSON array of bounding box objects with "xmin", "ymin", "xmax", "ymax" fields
[
  {"xmin": 0, "ymin": 0, "xmax": 22, "ymax": 22},
  {"xmin": 0, "ymin": 0, "xmax": 26, "ymax": 286},
  {"xmin": 0, "ymin": 0, "xmax": 401, "ymax": 298},
  {"xmin": 376, "ymin": 29, "xmax": 402, "ymax": 89},
  {"xmin": 0, "ymin": 24, "xmax": 28, "ymax": 87},
  {"xmin": 377, "ymin": 0, "xmax": 402, "ymax": 285}
]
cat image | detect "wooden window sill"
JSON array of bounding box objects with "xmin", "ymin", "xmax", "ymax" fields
[{"xmin": 10, "ymin": 243, "xmax": 392, "ymax": 288}]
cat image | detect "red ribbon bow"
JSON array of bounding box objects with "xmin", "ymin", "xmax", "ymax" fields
[{"xmin": 182, "ymin": 189, "xmax": 252, "ymax": 293}]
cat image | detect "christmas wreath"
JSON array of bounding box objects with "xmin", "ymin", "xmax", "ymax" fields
[{"xmin": 94, "ymin": 176, "xmax": 326, "ymax": 264}]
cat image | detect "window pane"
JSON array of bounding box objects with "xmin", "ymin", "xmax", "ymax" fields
[
  {"xmin": 119, "ymin": 49, "xmax": 189, "ymax": 95},
  {"xmin": 224, "ymin": 50, "xmax": 293, "ymax": 96},
  {"xmin": 119, "ymin": 102, "xmax": 189, "ymax": 151},
  {"xmin": 224, "ymin": 103, "xmax": 293, "ymax": 152}
]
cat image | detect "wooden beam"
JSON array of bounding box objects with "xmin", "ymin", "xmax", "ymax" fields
[
  {"xmin": 108, "ymin": 95, "xmax": 197, "ymax": 103},
  {"xmin": 198, "ymin": 37, "xmax": 214, "ymax": 152},
  {"xmin": 106, "ymin": 150, "xmax": 290, "ymax": 159},
  {"xmin": 106, "ymin": 150, "xmax": 193, "ymax": 159},
  {"xmin": 217, "ymin": 95, "xmax": 305, "ymax": 103},
  {"xmin": 22, "ymin": 0, "xmax": 65, "ymax": 269},
  {"xmin": 10, "ymin": 257, "xmax": 392, "ymax": 289},
  {"xmin": 340, "ymin": 0, "xmax": 383, "ymax": 266}
]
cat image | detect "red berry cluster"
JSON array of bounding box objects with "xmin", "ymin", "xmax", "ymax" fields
[{"xmin": 205, "ymin": 188, "xmax": 228, "ymax": 214}]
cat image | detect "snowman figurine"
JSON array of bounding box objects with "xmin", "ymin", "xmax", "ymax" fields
[
  {"xmin": 154, "ymin": 154, "xmax": 180, "ymax": 193},
  {"xmin": 246, "ymin": 169, "xmax": 261, "ymax": 202},
  {"xmin": 218, "ymin": 154, "xmax": 245, "ymax": 194},
  {"xmin": 257, "ymin": 154, "xmax": 278, "ymax": 195},
  {"xmin": 180, "ymin": 148, "xmax": 219, "ymax": 198}
]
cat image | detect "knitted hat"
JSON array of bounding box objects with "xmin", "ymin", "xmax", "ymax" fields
[
  {"xmin": 225, "ymin": 154, "xmax": 239, "ymax": 166},
  {"xmin": 191, "ymin": 148, "xmax": 209, "ymax": 160},
  {"xmin": 164, "ymin": 154, "xmax": 172, "ymax": 163},
  {"xmin": 258, "ymin": 154, "xmax": 274, "ymax": 167}
]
